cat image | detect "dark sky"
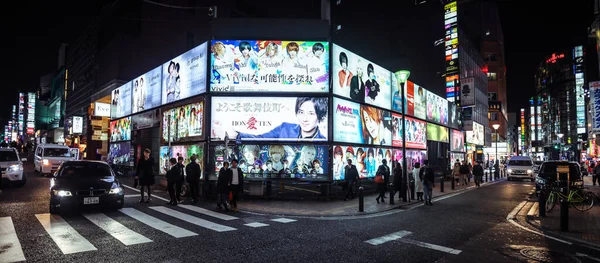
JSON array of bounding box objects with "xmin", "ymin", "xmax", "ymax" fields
[{"xmin": 1, "ymin": 0, "xmax": 597, "ymax": 127}]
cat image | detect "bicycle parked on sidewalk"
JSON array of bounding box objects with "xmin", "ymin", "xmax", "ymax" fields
[{"xmin": 545, "ymin": 180, "xmax": 595, "ymax": 212}]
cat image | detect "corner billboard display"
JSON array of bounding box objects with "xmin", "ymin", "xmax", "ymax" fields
[
  {"xmin": 333, "ymin": 97, "xmax": 392, "ymax": 146},
  {"xmin": 132, "ymin": 66, "xmax": 162, "ymax": 114},
  {"xmin": 332, "ymin": 44, "xmax": 392, "ymax": 110},
  {"xmin": 211, "ymin": 96, "xmax": 328, "ymax": 142},
  {"xmin": 209, "ymin": 40, "xmax": 330, "ymax": 93},
  {"xmin": 161, "ymin": 42, "xmax": 207, "ymax": 105}
]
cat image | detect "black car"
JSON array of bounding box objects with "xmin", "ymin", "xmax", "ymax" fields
[
  {"xmin": 535, "ymin": 161, "xmax": 581, "ymax": 196},
  {"xmin": 49, "ymin": 161, "xmax": 125, "ymax": 214}
]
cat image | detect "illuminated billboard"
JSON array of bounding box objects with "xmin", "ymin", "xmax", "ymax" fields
[{"xmin": 162, "ymin": 42, "xmax": 207, "ymax": 105}]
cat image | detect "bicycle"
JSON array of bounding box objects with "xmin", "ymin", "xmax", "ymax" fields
[{"xmin": 545, "ymin": 182, "xmax": 595, "ymax": 212}]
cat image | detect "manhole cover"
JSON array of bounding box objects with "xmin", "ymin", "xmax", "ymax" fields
[{"xmin": 520, "ymin": 248, "xmax": 581, "ymax": 263}]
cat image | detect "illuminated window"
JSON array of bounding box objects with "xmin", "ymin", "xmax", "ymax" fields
[{"xmin": 487, "ymin": 72, "xmax": 497, "ymax": 80}]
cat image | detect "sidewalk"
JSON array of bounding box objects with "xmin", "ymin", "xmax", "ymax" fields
[{"xmin": 526, "ymin": 176, "xmax": 600, "ymax": 247}]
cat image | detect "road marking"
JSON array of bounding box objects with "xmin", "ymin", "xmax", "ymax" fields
[
  {"xmin": 124, "ymin": 194, "xmax": 139, "ymax": 198},
  {"xmin": 527, "ymin": 202, "xmax": 539, "ymax": 217},
  {"xmin": 576, "ymin": 252, "xmax": 600, "ymax": 262},
  {"xmin": 506, "ymin": 202, "xmax": 572, "ymax": 245},
  {"xmin": 178, "ymin": 205, "xmax": 239, "ymax": 221},
  {"xmin": 271, "ymin": 218, "xmax": 297, "ymax": 223},
  {"xmin": 245, "ymin": 222, "xmax": 269, "ymax": 228},
  {"xmin": 122, "ymin": 185, "xmax": 169, "ymax": 202},
  {"xmin": 83, "ymin": 213, "xmax": 152, "ymax": 246},
  {"xmin": 35, "ymin": 213, "xmax": 98, "ymax": 254},
  {"xmin": 365, "ymin": 230, "xmax": 412, "ymax": 245},
  {"xmin": 119, "ymin": 208, "xmax": 197, "ymax": 238},
  {"xmin": 398, "ymin": 238, "xmax": 462, "ymax": 255},
  {"xmin": 506, "ymin": 201, "xmax": 527, "ymax": 220},
  {"xmin": 0, "ymin": 217, "xmax": 26, "ymax": 263},
  {"xmin": 149, "ymin": 206, "xmax": 236, "ymax": 232}
]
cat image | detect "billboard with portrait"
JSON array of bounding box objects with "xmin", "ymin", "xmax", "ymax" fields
[
  {"xmin": 108, "ymin": 142, "xmax": 132, "ymax": 166},
  {"xmin": 111, "ymin": 82, "xmax": 132, "ymax": 119},
  {"xmin": 466, "ymin": 121, "xmax": 484, "ymax": 145},
  {"xmin": 396, "ymin": 150, "xmax": 428, "ymax": 174},
  {"xmin": 132, "ymin": 66, "xmax": 162, "ymax": 114},
  {"xmin": 391, "ymin": 80, "xmax": 427, "ymax": 120},
  {"xmin": 333, "ymin": 97, "xmax": 392, "ymax": 146},
  {"xmin": 109, "ymin": 117, "xmax": 131, "ymax": 142},
  {"xmin": 332, "ymin": 145, "xmax": 395, "ymax": 181},
  {"xmin": 211, "ymin": 96, "xmax": 328, "ymax": 142},
  {"xmin": 332, "ymin": 44, "xmax": 391, "ymax": 109},
  {"xmin": 426, "ymin": 123, "xmax": 449, "ymax": 143},
  {"xmin": 158, "ymin": 144, "xmax": 205, "ymax": 177},
  {"xmin": 392, "ymin": 114, "xmax": 427, "ymax": 149},
  {"xmin": 162, "ymin": 101, "xmax": 204, "ymax": 143},
  {"xmin": 426, "ymin": 92, "xmax": 448, "ymax": 125},
  {"xmin": 209, "ymin": 40, "xmax": 330, "ymax": 93},
  {"xmin": 448, "ymin": 101, "xmax": 460, "ymax": 129},
  {"xmin": 451, "ymin": 129, "xmax": 464, "ymax": 152},
  {"xmin": 161, "ymin": 42, "xmax": 207, "ymax": 105}
]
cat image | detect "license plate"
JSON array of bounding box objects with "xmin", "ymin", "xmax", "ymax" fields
[{"xmin": 84, "ymin": 197, "xmax": 100, "ymax": 205}]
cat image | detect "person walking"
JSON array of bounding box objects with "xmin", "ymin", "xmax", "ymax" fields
[
  {"xmin": 452, "ymin": 160, "xmax": 461, "ymax": 186},
  {"xmin": 593, "ymin": 161, "xmax": 600, "ymax": 186},
  {"xmin": 185, "ymin": 154, "xmax": 201, "ymax": 203},
  {"xmin": 216, "ymin": 161, "xmax": 232, "ymax": 211},
  {"xmin": 375, "ymin": 159, "xmax": 390, "ymax": 204},
  {"xmin": 344, "ymin": 159, "xmax": 360, "ymax": 201},
  {"xmin": 165, "ymin": 158, "xmax": 180, "ymax": 206},
  {"xmin": 230, "ymin": 159, "xmax": 244, "ymax": 211},
  {"xmin": 467, "ymin": 162, "xmax": 473, "ymax": 184},
  {"xmin": 136, "ymin": 148, "xmax": 155, "ymax": 203},
  {"xmin": 459, "ymin": 161, "xmax": 470, "ymax": 187},
  {"xmin": 392, "ymin": 162, "xmax": 403, "ymax": 201},
  {"xmin": 494, "ymin": 160, "xmax": 500, "ymax": 180},
  {"xmin": 422, "ymin": 160, "xmax": 435, "ymax": 205},
  {"xmin": 413, "ymin": 162, "xmax": 424, "ymax": 201},
  {"xmin": 473, "ymin": 161, "xmax": 484, "ymax": 187},
  {"xmin": 175, "ymin": 157, "xmax": 185, "ymax": 204}
]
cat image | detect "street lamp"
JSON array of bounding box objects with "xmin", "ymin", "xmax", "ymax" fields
[
  {"xmin": 394, "ymin": 70, "xmax": 410, "ymax": 202},
  {"xmin": 557, "ymin": 133, "xmax": 564, "ymax": 160},
  {"xmin": 492, "ymin": 124, "xmax": 500, "ymax": 162}
]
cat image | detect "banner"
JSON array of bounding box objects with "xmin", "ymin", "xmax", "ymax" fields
[
  {"xmin": 396, "ymin": 114, "xmax": 427, "ymax": 149},
  {"xmin": 466, "ymin": 121, "xmax": 484, "ymax": 145},
  {"xmin": 132, "ymin": 66, "xmax": 162, "ymax": 114},
  {"xmin": 450, "ymin": 129, "xmax": 464, "ymax": 152},
  {"xmin": 333, "ymin": 97, "xmax": 392, "ymax": 146},
  {"xmin": 426, "ymin": 91, "xmax": 448, "ymax": 125},
  {"xmin": 332, "ymin": 44, "xmax": 392, "ymax": 109},
  {"xmin": 460, "ymin": 77, "xmax": 475, "ymax": 106},
  {"xmin": 426, "ymin": 123, "xmax": 449, "ymax": 143},
  {"xmin": 162, "ymin": 101, "xmax": 204, "ymax": 143},
  {"xmin": 109, "ymin": 117, "xmax": 131, "ymax": 142},
  {"xmin": 108, "ymin": 142, "xmax": 132, "ymax": 166},
  {"xmin": 111, "ymin": 82, "xmax": 132, "ymax": 119},
  {"xmin": 159, "ymin": 144, "xmax": 204, "ymax": 177},
  {"xmin": 162, "ymin": 42, "xmax": 207, "ymax": 105},
  {"xmin": 591, "ymin": 81, "xmax": 600, "ymax": 132},
  {"xmin": 332, "ymin": 145, "xmax": 394, "ymax": 180},
  {"xmin": 448, "ymin": 101, "xmax": 460, "ymax": 129},
  {"xmin": 209, "ymin": 40, "xmax": 329, "ymax": 93},
  {"xmin": 132, "ymin": 108, "xmax": 161, "ymax": 130},
  {"xmin": 211, "ymin": 96, "xmax": 328, "ymax": 142}
]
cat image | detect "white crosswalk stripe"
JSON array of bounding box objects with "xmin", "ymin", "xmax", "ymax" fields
[
  {"xmin": 178, "ymin": 205, "xmax": 239, "ymax": 221},
  {"xmin": 149, "ymin": 206, "xmax": 237, "ymax": 232},
  {"xmin": 35, "ymin": 213, "xmax": 98, "ymax": 255},
  {"xmin": 271, "ymin": 218, "xmax": 297, "ymax": 223},
  {"xmin": 119, "ymin": 208, "xmax": 197, "ymax": 238},
  {"xmin": 83, "ymin": 213, "xmax": 153, "ymax": 246},
  {"xmin": 0, "ymin": 217, "xmax": 26, "ymax": 263}
]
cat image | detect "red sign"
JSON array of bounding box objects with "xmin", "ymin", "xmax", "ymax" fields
[
  {"xmin": 546, "ymin": 53, "xmax": 565, "ymax": 64},
  {"xmin": 406, "ymin": 81, "xmax": 415, "ymax": 116}
]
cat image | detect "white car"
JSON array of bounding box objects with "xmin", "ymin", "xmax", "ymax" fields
[
  {"xmin": 506, "ymin": 156, "xmax": 534, "ymax": 181},
  {"xmin": 0, "ymin": 147, "xmax": 27, "ymax": 187}
]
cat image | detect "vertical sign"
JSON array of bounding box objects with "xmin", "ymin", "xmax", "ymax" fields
[
  {"xmin": 574, "ymin": 46, "xmax": 585, "ymax": 134},
  {"xmin": 444, "ymin": 0, "xmax": 460, "ymax": 104},
  {"xmin": 27, "ymin": 92, "xmax": 35, "ymax": 135},
  {"xmin": 18, "ymin": 93, "xmax": 25, "ymax": 136},
  {"xmin": 590, "ymin": 81, "xmax": 600, "ymax": 133},
  {"xmin": 520, "ymin": 108, "xmax": 525, "ymax": 152}
]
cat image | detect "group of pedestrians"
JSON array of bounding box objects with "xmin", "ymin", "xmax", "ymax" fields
[
  {"xmin": 216, "ymin": 160, "xmax": 244, "ymax": 212},
  {"xmin": 451, "ymin": 160, "xmax": 485, "ymax": 188}
]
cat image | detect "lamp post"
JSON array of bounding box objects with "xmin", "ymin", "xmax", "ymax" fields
[
  {"xmin": 557, "ymin": 133, "xmax": 564, "ymax": 160},
  {"xmin": 493, "ymin": 124, "xmax": 500, "ymax": 178},
  {"xmin": 394, "ymin": 70, "xmax": 410, "ymax": 202}
]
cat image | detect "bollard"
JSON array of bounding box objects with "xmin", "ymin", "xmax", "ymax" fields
[
  {"xmin": 389, "ymin": 183, "xmax": 395, "ymax": 205},
  {"xmin": 538, "ymin": 191, "xmax": 546, "ymax": 218},
  {"xmin": 358, "ymin": 186, "xmax": 364, "ymax": 212},
  {"xmin": 560, "ymin": 188, "xmax": 569, "ymax": 231},
  {"xmin": 451, "ymin": 175, "xmax": 455, "ymax": 190},
  {"xmin": 440, "ymin": 175, "xmax": 445, "ymax": 192}
]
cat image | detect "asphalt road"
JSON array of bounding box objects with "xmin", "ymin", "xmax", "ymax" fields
[{"xmin": 1, "ymin": 163, "xmax": 598, "ymax": 263}]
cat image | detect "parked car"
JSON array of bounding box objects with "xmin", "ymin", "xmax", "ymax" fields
[
  {"xmin": 506, "ymin": 156, "xmax": 534, "ymax": 181},
  {"xmin": 533, "ymin": 161, "xmax": 543, "ymax": 173},
  {"xmin": 535, "ymin": 161, "xmax": 581, "ymax": 196},
  {"xmin": 0, "ymin": 147, "xmax": 27, "ymax": 187},
  {"xmin": 49, "ymin": 161, "xmax": 124, "ymax": 214}
]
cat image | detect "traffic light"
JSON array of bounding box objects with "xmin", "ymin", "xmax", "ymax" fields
[{"xmin": 554, "ymin": 144, "xmax": 559, "ymax": 150}]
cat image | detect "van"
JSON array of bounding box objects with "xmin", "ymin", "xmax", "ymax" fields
[
  {"xmin": 34, "ymin": 144, "xmax": 79, "ymax": 176},
  {"xmin": 506, "ymin": 156, "xmax": 534, "ymax": 181}
]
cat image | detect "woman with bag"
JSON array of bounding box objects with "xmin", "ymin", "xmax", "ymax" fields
[
  {"xmin": 375, "ymin": 159, "xmax": 390, "ymax": 204},
  {"xmin": 412, "ymin": 162, "xmax": 423, "ymax": 201},
  {"xmin": 452, "ymin": 160, "xmax": 461, "ymax": 186}
]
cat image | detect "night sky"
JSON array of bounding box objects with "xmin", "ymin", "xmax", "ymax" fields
[{"xmin": 1, "ymin": 0, "xmax": 597, "ymax": 127}]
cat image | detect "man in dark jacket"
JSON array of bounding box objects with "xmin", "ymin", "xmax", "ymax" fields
[
  {"xmin": 422, "ymin": 160, "xmax": 435, "ymax": 206},
  {"xmin": 185, "ymin": 154, "xmax": 201, "ymax": 203},
  {"xmin": 344, "ymin": 159, "xmax": 360, "ymax": 201},
  {"xmin": 459, "ymin": 161, "xmax": 470, "ymax": 187},
  {"xmin": 217, "ymin": 162, "xmax": 232, "ymax": 211},
  {"xmin": 136, "ymin": 148, "xmax": 155, "ymax": 203},
  {"xmin": 230, "ymin": 159, "xmax": 244, "ymax": 211},
  {"xmin": 166, "ymin": 158, "xmax": 180, "ymax": 206},
  {"xmin": 473, "ymin": 161, "xmax": 484, "ymax": 187},
  {"xmin": 375, "ymin": 159, "xmax": 390, "ymax": 203},
  {"xmin": 175, "ymin": 156, "xmax": 185, "ymax": 203},
  {"xmin": 392, "ymin": 162, "xmax": 403, "ymax": 201}
]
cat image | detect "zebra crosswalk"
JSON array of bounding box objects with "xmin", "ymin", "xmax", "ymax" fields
[{"xmin": 0, "ymin": 205, "xmax": 298, "ymax": 263}]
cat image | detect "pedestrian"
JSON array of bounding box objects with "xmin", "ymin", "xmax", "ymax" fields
[
  {"xmin": 165, "ymin": 158, "xmax": 180, "ymax": 206},
  {"xmin": 135, "ymin": 148, "xmax": 155, "ymax": 203},
  {"xmin": 494, "ymin": 160, "xmax": 500, "ymax": 180},
  {"xmin": 344, "ymin": 159, "xmax": 360, "ymax": 201},
  {"xmin": 392, "ymin": 162, "xmax": 402, "ymax": 201},
  {"xmin": 375, "ymin": 159, "xmax": 390, "ymax": 204},
  {"xmin": 593, "ymin": 161, "xmax": 600, "ymax": 186},
  {"xmin": 467, "ymin": 162, "xmax": 473, "ymax": 183},
  {"xmin": 452, "ymin": 160, "xmax": 461, "ymax": 185},
  {"xmin": 175, "ymin": 156, "xmax": 185, "ymax": 204},
  {"xmin": 230, "ymin": 159, "xmax": 244, "ymax": 211},
  {"xmin": 422, "ymin": 160, "xmax": 435, "ymax": 205},
  {"xmin": 216, "ymin": 161, "xmax": 232, "ymax": 211},
  {"xmin": 459, "ymin": 161, "xmax": 470, "ymax": 187},
  {"xmin": 473, "ymin": 161, "xmax": 484, "ymax": 187},
  {"xmin": 185, "ymin": 154, "xmax": 201, "ymax": 203},
  {"xmin": 413, "ymin": 162, "xmax": 423, "ymax": 201},
  {"xmin": 588, "ymin": 161, "xmax": 594, "ymax": 177}
]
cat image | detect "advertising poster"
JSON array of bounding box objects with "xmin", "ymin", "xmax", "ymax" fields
[
  {"xmin": 209, "ymin": 40, "xmax": 329, "ymax": 93},
  {"xmin": 132, "ymin": 109, "xmax": 161, "ymax": 130},
  {"xmin": 111, "ymin": 82, "xmax": 132, "ymax": 119},
  {"xmin": 461, "ymin": 77, "xmax": 475, "ymax": 106},
  {"xmin": 109, "ymin": 117, "xmax": 131, "ymax": 142},
  {"xmin": 108, "ymin": 142, "xmax": 132, "ymax": 166},
  {"xmin": 426, "ymin": 123, "xmax": 449, "ymax": 143},
  {"xmin": 591, "ymin": 81, "xmax": 600, "ymax": 132},
  {"xmin": 332, "ymin": 44, "xmax": 392, "ymax": 109},
  {"xmin": 227, "ymin": 144, "xmax": 329, "ymax": 181},
  {"xmin": 332, "ymin": 145, "xmax": 394, "ymax": 181},
  {"xmin": 162, "ymin": 101, "xmax": 204, "ymax": 143},
  {"xmin": 132, "ymin": 66, "xmax": 162, "ymax": 114},
  {"xmin": 212, "ymin": 144, "xmax": 238, "ymax": 179},
  {"xmin": 466, "ymin": 121, "xmax": 484, "ymax": 145},
  {"xmin": 403, "ymin": 115, "xmax": 427, "ymax": 149},
  {"xmin": 395, "ymin": 150, "xmax": 428, "ymax": 175},
  {"xmin": 450, "ymin": 129, "xmax": 464, "ymax": 152},
  {"xmin": 448, "ymin": 102, "xmax": 460, "ymax": 129},
  {"xmin": 333, "ymin": 97, "xmax": 392, "ymax": 146},
  {"xmin": 159, "ymin": 144, "xmax": 205, "ymax": 177},
  {"xmin": 211, "ymin": 96, "xmax": 328, "ymax": 142},
  {"xmin": 426, "ymin": 92, "xmax": 448, "ymax": 125},
  {"xmin": 161, "ymin": 42, "xmax": 207, "ymax": 105}
]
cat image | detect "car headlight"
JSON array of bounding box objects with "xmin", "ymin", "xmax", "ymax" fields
[
  {"xmin": 52, "ymin": 190, "xmax": 72, "ymax": 197},
  {"xmin": 507, "ymin": 169, "xmax": 512, "ymax": 174},
  {"xmin": 109, "ymin": 187, "xmax": 123, "ymax": 194},
  {"xmin": 42, "ymin": 159, "xmax": 50, "ymax": 166},
  {"xmin": 9, "ymin": 164, "xmax": 22, "ymax": 171},
  {"xmin": 527, "ymin": 170, "xmax": 533, "ymax": 174}
]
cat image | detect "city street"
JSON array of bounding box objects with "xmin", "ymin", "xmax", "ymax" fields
[{"xmin": 1, "ymin": 164, "xmax": 599, "ymax": 263}]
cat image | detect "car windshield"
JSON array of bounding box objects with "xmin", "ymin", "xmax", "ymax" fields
[
  {"xmin": 0, "ymin": 151, "xmax": 18, "ymax": 162},
  {"xmin": 539, "ymin": 163, "xmax": 580, "ymax": 179},
  {"xmin": 44, "ymin": 148, "xmax": 70, "ymax": 157},
  {"xmin": 58, "ymin": 162, "xmax": 112, "ymax": 177},
  {"xmin": 508, "ymin": 160, "xmax": 532, "ymax": 166}
]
